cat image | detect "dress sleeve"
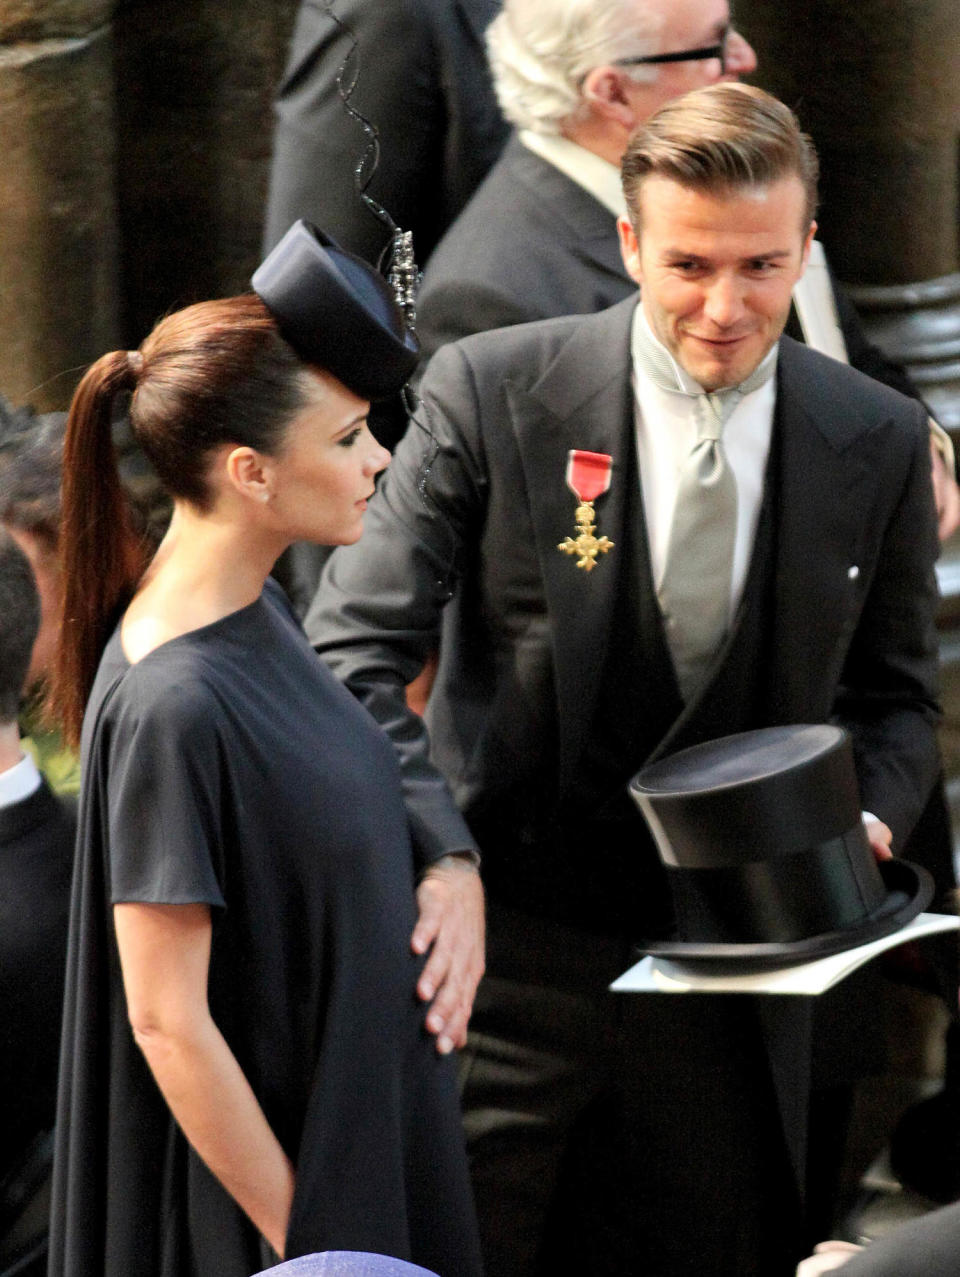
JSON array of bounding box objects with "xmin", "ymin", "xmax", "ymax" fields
[{"xmin": 103, "ymin": 667, "xmax": 228, "ymax": 908}]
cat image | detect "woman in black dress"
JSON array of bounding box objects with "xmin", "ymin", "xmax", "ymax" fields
[{"xmin": 46, "ymin": 286, "xmax": 483, "ymax": 1276}]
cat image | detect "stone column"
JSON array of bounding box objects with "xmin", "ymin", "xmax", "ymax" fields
[
  {"xmin": 0, "ymin": 1, "xmax": 120, "ymax": 410},
  {"xmin": 112, "ymin": 0, "xmax": 297, "ymax": 344},
  {"xmin": 737, "ymin": 0, "xmax": 960, "ymax": 428},
  {"xmin": 737, "ymin": 1, "xmax": 960, "ymax": 818}
]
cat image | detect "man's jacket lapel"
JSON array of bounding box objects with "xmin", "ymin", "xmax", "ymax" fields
[
  {"xmin": 509, "ymin": 298, "xmax": 638, "ymax": 791},
  {"xmin": 767, "ymin": 338, "xmax": 881, "ymax": 722}
]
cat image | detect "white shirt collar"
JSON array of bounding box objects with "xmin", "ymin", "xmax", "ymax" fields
[
  {"xmin": 0, "ymin": 750, "xmax": 43, "ymax": 809},
  {"xmin": 791, "ymin": 240, "xmax": 849, "ymax": 364},
  {"xmin": 631, "ymin": 302, "xmax": 779, "ymax": 395},
  {"xmin": 518, "ymin": 130, "xmax": 627, "ymax": 219},
  {"xmin": 629, "ymin": 304, "xmax": 778, "ymax": 621}
]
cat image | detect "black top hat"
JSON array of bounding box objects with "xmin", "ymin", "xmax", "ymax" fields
[
  {"xmin": 629, "ymin": 724, "xmax": 933, "ymax": 966},
  {"xmin": 252, "ymin": 220, "xmax": 420, "ymax": 401}
]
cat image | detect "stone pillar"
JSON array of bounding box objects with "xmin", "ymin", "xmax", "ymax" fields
[
  {"xmin": 737, "ymin": 0, "xmax": 960, "ymax": 428},
  {"xmin": 113, "ymin": 0, "xmax": 297, "ymax": 344},
  {"xmin": 737, "ymin": 1, "xmax": 960, "ymax": 817},
  {"xmin": 0, "ymin": 1, "xmax": 120, "ymax": 410}
]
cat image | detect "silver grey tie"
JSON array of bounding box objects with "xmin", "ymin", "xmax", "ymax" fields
[
  {"xmin": 657, "ymin": 390, "xmax": 740, "ymax": 701},
  {"xmin": 630, "ymin": 306, "xmax": 778, "ymax": 701}
]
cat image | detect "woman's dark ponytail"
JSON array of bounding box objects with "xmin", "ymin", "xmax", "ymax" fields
[{"xmin": 47, "ymin": 350, "xmax": 148, "ymax": 747}]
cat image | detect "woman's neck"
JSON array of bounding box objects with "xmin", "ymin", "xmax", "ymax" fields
[{"xmin": 121, "ymin": 504, "xmax": 285, "ymax": 663}]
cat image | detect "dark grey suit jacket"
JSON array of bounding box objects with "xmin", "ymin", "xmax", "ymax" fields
[
  {"xmin": 308, "ymin": 297, "xmax": 941, "ymax": 866},
  {"xmin": 0, "ymin": 777, "xmax": 73, "ymax": 1270},
  {"xmin": 417, "ymin": 134, "xmax": 634, "ymax": 359},
  {"xmin": 263, "ymin": 0, "xmax": 507, "ymax": 265},
  {"xmin": 308, "ymin": 296, "xmax": 941, "ymax": 1205}
]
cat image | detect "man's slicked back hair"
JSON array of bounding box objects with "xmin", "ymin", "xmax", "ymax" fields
[{"xmin": 621, "ymin": 83, "xmax": 819, "ymax": 230}]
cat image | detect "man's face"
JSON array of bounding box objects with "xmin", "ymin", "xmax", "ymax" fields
[
  {"xmin": 622, "ymin": 0, "xmax": 757, "ymax": 121},
  {"xmin": 618, "ymin": 175, "xmax": 816, "ymax": 391}
]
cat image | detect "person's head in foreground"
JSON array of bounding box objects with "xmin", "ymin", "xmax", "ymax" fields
[
  {"xmin": 0, "ymin": 528, "xmax": 40, "ymax": 741},
  {"xmin": 618, "ymin": 81, "xmax": 819, "ymax": 391},
  {"xmin": 0, "ymin": 411, "xmax": 69, "ymax": 692}
]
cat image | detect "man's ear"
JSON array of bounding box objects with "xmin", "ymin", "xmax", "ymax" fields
[
  {"xmin": 224, "ymin": 446, "xmax": 273, "ymax": 504},
  {"xmin": 799, "ymin": 220, "xmax": 818, "ymax": 273},
  {"xmin": 581, "ymin": 66, "xmax": 642, "ymax": 129},
  {"xmin": 617, "ymin": 214, "xmax": 643, "ymax": 285}
]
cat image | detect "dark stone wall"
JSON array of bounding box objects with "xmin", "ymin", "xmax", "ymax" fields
[
  {"xmin": 113, "ymin": 0, "xmax": 297, "ymax": 345},
  {"xmin": 0, "ymin": 0, "xmax": 111, "ymax": 40},
  {"xmin": 739, "ymin": 0, "xmax": 959, "ymax": 284},
  {"xmin": 0, "ymin": 0, "xmax": 296, "ymax": 410},
  {"xmin": 0, "ymin": 23, "xmax": 120, "ymax": 409},
  {"xmin": 740, "ymin": 0, "xmax": 960, "ymax": 436}
]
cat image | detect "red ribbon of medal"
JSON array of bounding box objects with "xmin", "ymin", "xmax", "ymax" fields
[
  {"xmin": 557, "ymin": 450, "xmax": 614, "ymax": 572},
  {"xmin": 566, "ymin": 450, "xmax": 613, "ymax": 502}
]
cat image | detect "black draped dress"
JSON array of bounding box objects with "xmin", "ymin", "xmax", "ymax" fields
[{"xmin": 49, "ymin": 580, "xmax": 481, "ymax": 1277}]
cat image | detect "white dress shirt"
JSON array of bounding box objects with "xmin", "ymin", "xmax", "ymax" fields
[
  {"xmin": 0, "ymin": 749, "xmax": 43, "ymax": 809},
  {"xmin": 519, "ymin": 129, "xmax": 627, "ymax": 219},
  {"xmin": 630, "ymin": 305, "xmax": 777, "ymax": 623}
]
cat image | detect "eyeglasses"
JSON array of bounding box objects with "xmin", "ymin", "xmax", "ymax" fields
[{"xmin": 615, "ymin": 25, "xmax": 732, "ymax": 76}]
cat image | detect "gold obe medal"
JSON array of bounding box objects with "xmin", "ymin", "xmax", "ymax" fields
[{"xmin": 557, "ymin": 449, "xmax": 614, "ymax": 572}]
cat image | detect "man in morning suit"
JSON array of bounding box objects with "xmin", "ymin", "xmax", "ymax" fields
[
  {"xmin": 307, "ymin": 85, "xmax": 941, "ymax": 1275},
  {"xmin": 416, "ymin": 0, "xmax": 755, "ymax": 352},
  {"xmin": 414, "ymin": 5, "xmax": 959, "ymax": 1203}
]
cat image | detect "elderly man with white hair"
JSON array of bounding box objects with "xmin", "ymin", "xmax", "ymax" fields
[{"xmin": 417, "ymin": 0, "xmax": 756, "ymax": 353}]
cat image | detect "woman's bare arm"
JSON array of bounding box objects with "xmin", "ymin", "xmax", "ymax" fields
[{"xmin": 113, "ymin": 901, "xmax": 295, "ymax": 1257}]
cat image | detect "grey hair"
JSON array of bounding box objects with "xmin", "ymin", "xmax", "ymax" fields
[{"xmin": 486, "ymin": 0, "xmax": 665, "ymax": 135}]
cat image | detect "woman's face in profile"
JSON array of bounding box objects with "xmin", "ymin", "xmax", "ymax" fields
[{"xmin": 265, "ymin": 368, "xmax": 390, "ymax": 547}]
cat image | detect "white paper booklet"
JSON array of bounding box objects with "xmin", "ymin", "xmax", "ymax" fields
[{"xmin": 610, "ymin": 912, "xmax": 960, "ymax": 997}]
